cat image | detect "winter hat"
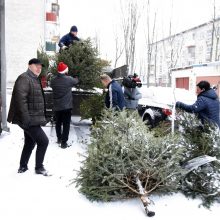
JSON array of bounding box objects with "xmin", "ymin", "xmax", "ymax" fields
[
  {"xmin": 28, "ymin": 58, "xmax": 44, "ymax": 66},
  {"xmin": 70, "ymin": 25, "xmax": 78, "ymax": 32},
  {"xmin": 57, "ymin": 62, "xmax": 68, "ymax": 74}
]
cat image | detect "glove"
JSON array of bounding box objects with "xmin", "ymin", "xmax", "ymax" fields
[
  {"xmin": 175, "ymin": 101, "xmax": 182, "ymax": 108},
  {"xmin": 61, "ymin": 45, "xmax": 68, "ymax": 50}
]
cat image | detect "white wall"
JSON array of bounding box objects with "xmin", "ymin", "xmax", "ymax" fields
[{"xmin": 5, "ymin": 0, "xmax": 45, "ymax": 85}]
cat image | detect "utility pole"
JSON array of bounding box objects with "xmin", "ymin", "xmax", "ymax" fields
[{"xmin": 0, "ymin": 0, "xmax": 9, "ymax": 132}]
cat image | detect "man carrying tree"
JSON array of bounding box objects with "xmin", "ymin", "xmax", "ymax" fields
[
  {"xmin": 50, "ymin": 62, "xmax": 79, "ymax": 148},
  {"xmin": 100, "ymin": 74, "xmax": 125, "ymax": 111},
  {"xmin": 58, "ymin": 25, "xmax": 80, "ymax": 51}
]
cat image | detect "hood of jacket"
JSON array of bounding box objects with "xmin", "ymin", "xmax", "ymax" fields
[{"xmin": 198, "ymin": 89, "xmax": 218, "ymax": 100}]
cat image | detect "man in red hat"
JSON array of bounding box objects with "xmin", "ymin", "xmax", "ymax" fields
[{"xmin": 50, "ymin": 62, "xmax": 79, "ymax": 148}]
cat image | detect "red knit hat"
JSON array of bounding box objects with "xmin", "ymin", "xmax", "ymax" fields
[{"xmin": 57, "ymin": 62, "xmax": 68, "ymax": 74}]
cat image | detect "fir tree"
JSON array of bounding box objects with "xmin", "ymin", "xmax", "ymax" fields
[
  {"xmin": 74, "ymin": 109, "xmax": 184, "ymax": 214},
  {"xmin": 50, "ymin": 38, "xmax": 109, "ymax": 90},
  {"xmin": 177, "ymin": 111, "xmax": 220, "ymax": 208}
]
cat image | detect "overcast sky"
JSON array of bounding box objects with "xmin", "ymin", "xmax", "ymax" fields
[{"xmin": 59, "ymin": 0, "xmax": 220, "ymax": 67}]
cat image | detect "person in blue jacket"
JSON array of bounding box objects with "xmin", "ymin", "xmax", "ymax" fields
[
  {"xmin": 176, "ymin": 80, "xmax": 220, "ymax": 128},
  {"xmin": 58, "ymin": 25, "xmax": 80, "ymax": 50},
  {"xmin": 100, "ymin": 74, "xmax": 125, "ymax": 111}
]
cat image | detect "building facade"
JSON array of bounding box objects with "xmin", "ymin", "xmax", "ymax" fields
[
  {"xmin": 1, "ymin": 0, "xmax": 60, "ymax": 132},
  {"xmin": 5, "ymin": 0, "xmax": 60, "ymax": 85},
  {"xmin": 146, "ymin": 18, "xmax": 220, "ymax": 87},
  {"xmin": 45, "ymin": 0, "xmax": 60, "ymax": 55}
]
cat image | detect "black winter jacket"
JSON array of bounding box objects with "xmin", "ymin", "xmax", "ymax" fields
[
  {"xmin": 7, "ymin": 69, "xmax": 47, "ymax": 129},
  {"xmin": 50, "ymin": 74, "xmax": 79, "ymax": 111},
  {"xmin": 176, "ymin": 89, "xmax": 220, "ymax": 128},
  {"xmin": 58, "ymin": 33, "xmax": 80, "ymax": 48}
]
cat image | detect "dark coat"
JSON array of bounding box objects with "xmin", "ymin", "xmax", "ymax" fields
[
  {"xmin": 58, "ymin": 33, "xmax": 80, "ymax": 48},
  {"xmin": 7, "ymin": 69, "xmax": 47, "ymax": 129},
  {"xmin": 105, "ymin": 80, "xmax": 125, "ymax": 110},
  {"xmin": 50, "ymin": 74, "xmax": 79, "ymax": 111},
  {"xmin": 176, "ymin": 89, "xmax": 220, "ymax": 128}
]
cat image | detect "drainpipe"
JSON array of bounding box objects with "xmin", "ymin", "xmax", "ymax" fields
[{"xmin": 1, "ymin": 0, "xmax": 9, "ymax": 132}]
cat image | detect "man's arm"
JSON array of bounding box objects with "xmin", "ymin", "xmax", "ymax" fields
[
  {"xmin": 14, "ymin": 76, "xmax": 31, "ymax": 127},
  {"xmin": 176, "ymin": 97, "xmax": 206, "ymax": 113}
]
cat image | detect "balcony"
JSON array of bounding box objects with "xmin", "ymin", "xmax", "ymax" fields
[
  {"xmin": 46, "ymin": 12, "xmax": 57, "ymax": 22},
  {"xmin": 46, "ymin": 41, "xmax": 56, "ymax": 52}
]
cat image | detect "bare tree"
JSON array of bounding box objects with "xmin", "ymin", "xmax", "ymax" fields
[
  {"xmin": 120, "ymin": 0, "xmax": 141, "ymax": 75},
  {"xmin": 113, "ymin": 31, "xmax": 124, "ymax": 68},
  {"xmin": 93, "ymin": 30, "xmax": 100, "ymax": 55},
  {"xmin": 212, "ymin": 0, "xmax": 220, "ymax": 61},
  {"xmin": 161, "ymin": 0, "xmax": 183, "ymax": 86},
  {"xmin": 145, "ymin": 0, "xmax": 157, "ymax": 86}
]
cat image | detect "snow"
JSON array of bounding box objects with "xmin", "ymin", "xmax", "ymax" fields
[
  {"xmin": 138, "ymin": 86, "xmax": 197, "ymax": 109},
  {"xmin": 0, "ymin": 93, "xmax": 220, "ymax": 220}
]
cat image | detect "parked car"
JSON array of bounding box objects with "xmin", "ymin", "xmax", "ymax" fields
[{"xmin": 137, "ymin": 86, "xmax": 196, "ymax": 128}]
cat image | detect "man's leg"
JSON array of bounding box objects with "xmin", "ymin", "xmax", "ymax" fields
[
  {"xmin": 25, "ymin": 126, "xmax": 49, "ymax": 170},
  {"xmin": 18, "ymin": 131, "xmax": 36, "ymax": 172},
  {"xmin": 61, "ymin": 109, "xmax": 72, "ymax": 145},
  {"xmin": 55, "ymin": 111, "xmax": 62, "ymax": 143}
]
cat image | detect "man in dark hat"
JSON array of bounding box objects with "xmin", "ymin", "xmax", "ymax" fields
[
  {"xmin": 176, "ymin": 80, "xmax": 220, "ymax": 128},
  {"xmin": 58, "ymin": 25, "xmax": 80, "ymax": 50},
  {"xmin": 7, "ymin": 58, "xmax": 50, "ymax": 176}
]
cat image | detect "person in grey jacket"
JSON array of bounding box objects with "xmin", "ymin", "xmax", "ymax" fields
[
  {"xmin": 124, "ymin": 87, "xmax": 142, "ymax": 110},
  {"xmin": 50, "ymin": 62, "xmax": 79, "ymax": 148},
  {"xmin": 7, "ymin": 58, "xmax": 49, "ymax": 176}
]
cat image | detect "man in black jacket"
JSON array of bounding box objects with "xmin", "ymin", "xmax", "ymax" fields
[
  {"xmin": 7, "ymin": 58, "xmax": 49, "ymax": 176},
  {"xmin": 50, "ymin": 62, "xmax": 79, "ymax": 148},
  {"xmin": 58, "ymin": 25, "xmax": 80, "ymax": 51}
]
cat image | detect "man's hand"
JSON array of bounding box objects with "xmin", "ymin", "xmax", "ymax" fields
[{"xmin": 61, "ymin": 45, "xmax": 68, "ymax": 50}]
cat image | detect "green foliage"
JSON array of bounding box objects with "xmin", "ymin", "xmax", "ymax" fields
[
  {"xmin": 50, "ymin": 38, "xmax": 109, "ymax": 90},
  {"xmin": 74, "ymin": 110, "xmax": 184, "ymax": 202},
  {"xmin": 37, "ymin": 47, "xmax": 50, "ymax": 77},
  {"xmin": 80, "ymin": 93, "xmax": 105, "ymax": 124},
  {"xmin": 181, "ymin": 161, "xmax": 220, "ymax": 208},
  {"xmin": 177, "ymin": 111, "xmax": 220, "ymax": 207},
  {"xmin": 177, "ymin": 112, "xmax": 220, "ymax": 162}
]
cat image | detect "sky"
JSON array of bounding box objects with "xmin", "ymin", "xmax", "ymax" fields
[
  {"xmin": 59, "ymin": 0, "xmax": 220, "ymax": 67},
  {"xmin": 0, "ymin": 92, "xmax": 220, "ymax": 220}
]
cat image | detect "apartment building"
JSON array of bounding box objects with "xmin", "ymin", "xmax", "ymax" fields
[
  {"xmin": 147, "ymin": 17, "xmax": 220, "ymax": 86},
  {"xmin": 45, "ymin": 0, "xmax": 60, "ymax": 55},
  {"xmin": 4, "ymin": 0, "xmax": 60, "ymax": 85},
  {"xmin": 1, "ymin": 0, "xmax": 60, "ymax": 132}
]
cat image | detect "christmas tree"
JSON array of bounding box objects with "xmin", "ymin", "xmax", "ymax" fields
[
  {"xmin": 74, "ymin": 109, "xmax": 185, "ymax": 215},
  {"xmin": 50, "ymin": 38, "xmax": 109, "ymax": 90},
  {"xmin": 177, "ymin": 112, "xmax": 220, "ymax": 208}
]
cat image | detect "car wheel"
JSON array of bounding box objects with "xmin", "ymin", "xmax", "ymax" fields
[{"xmin": 143, "ymin": 114, "xmax": 154, "ymax": 128}]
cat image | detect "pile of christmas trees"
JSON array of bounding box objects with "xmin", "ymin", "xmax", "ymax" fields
[{"xmin": 74, "ymin": 110, "xmax": 220, "ymax": 215}]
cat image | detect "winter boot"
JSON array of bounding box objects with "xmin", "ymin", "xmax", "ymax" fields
[
  {"xmin": 35, "ymin": 166, "xmax": 50, "ymax": 176},
  {"xmin": 18, "ymin": 166, "xmax": 28, "ymax": 173}
]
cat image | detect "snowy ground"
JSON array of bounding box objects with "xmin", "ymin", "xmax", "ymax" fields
[{"xmin": 1, "ymin": 116, "xmax": 220, "ymax": 220}]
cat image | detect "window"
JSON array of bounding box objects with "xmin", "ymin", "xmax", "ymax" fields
[
  {"xmin": 188, "ymin": 46, "xmax": 195, "ymax": 58},
  {"xmin": 52, "ymin": 3, "xmax": 59, "ymax": 16}
]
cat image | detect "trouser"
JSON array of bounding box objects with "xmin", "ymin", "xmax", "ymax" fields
[
  {"xmin": 20, "ymin": 126, "xmax": 49, "ymax": 169},
  {"xmin": 55, "ymin": 109, "xmax": 72, "ymax": 144}
]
